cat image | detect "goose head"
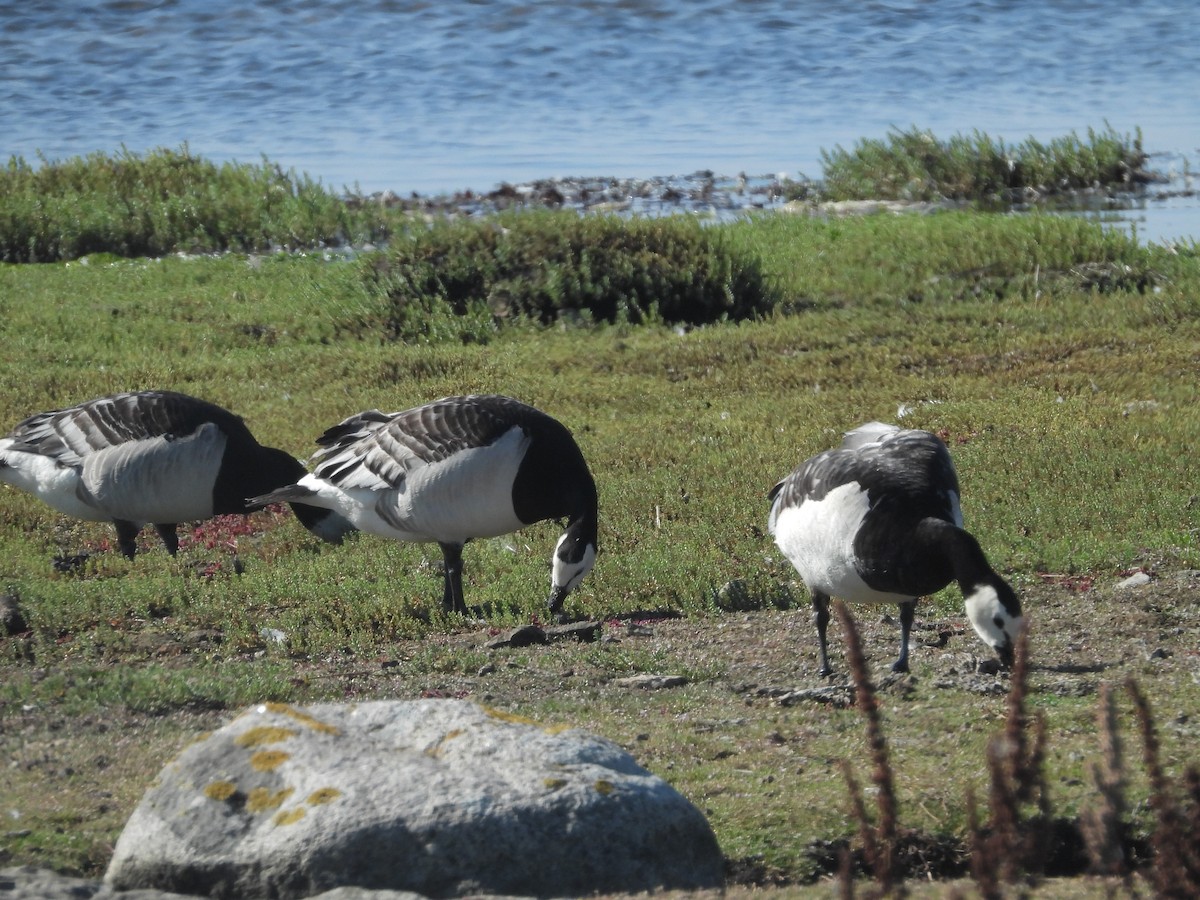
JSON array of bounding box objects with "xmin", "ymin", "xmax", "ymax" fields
[
  {"xmin": 546, "ymin": 518, "xmax": 597, "ymax": 616},
  {"xmin": 964, "ymin": 576, "xmax": 1024, "ymax": 667}
]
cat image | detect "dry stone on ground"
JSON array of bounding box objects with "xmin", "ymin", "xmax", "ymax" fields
[{"xmin": 105, "ymin": 699, "xmax": 723, "ymax": 898}]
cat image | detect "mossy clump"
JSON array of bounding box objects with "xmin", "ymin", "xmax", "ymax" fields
[{"xmin": 358, "ymin": 211, "xmax": 777, "ymax": 343}]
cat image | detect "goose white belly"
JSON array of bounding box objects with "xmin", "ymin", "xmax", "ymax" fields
[
  {"xmin": 80, "ymin": 425, "xmax": 225, "ymax": 524},
  {"xmin": 0, "ymin": 439, "xmax": 107, "ymax": 521},
  {"xmin": 771, "ymin": 481, "xmax": 913, "ymax": 605},
  {"xmin": 323, "ymin": 426, "xmax": 530, "ymax": 544}
]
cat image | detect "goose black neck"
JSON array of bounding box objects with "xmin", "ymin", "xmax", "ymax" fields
[
  {"xmin": 511, "ymin": 420, "xmax": 598, "ymax": 530},
  {"xmin": 917, "ymin": 518, "xmax": 999, "ymax": 593},
  {"xmin": 213, "ymin": 444, "xmax": 306, "ymax": 515},
  {"xmin": 566, "ymin": 495, "xmax": 599, "ymax": 545}
]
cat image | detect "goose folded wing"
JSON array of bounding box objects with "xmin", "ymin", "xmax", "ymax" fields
[
  {"xmin": 311, "ymin": 401, "xmax": 513, "ymax": 491},
  {"xmin": 6, "ymin": 393, "xmax": 221, "ymax": 466},
  {"xmin": 771, "ymin": 448, "xmax": 861, "ymax": 509}
]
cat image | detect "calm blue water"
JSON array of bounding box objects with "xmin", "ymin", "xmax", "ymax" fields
[{"xmin": 2, "ymin": 0, "xmax": 1198, "ymax": 241}]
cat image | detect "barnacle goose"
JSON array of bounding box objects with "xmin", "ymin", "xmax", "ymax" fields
[
  {"xmin": 0, "ymin": 390, "xmax": 353, "ymax": 558},
  {"xmin": 768, "ymin": 421, "xmax": 1023, "ymax": 676},
  {"xmin": 248, "ymin": 394, "xmax": 599, "ymax": 617}
]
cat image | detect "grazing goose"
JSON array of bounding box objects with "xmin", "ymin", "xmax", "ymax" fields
[
  {"xmin": 248, "ymin": 394, "xmax": 599, "ymax": 617},
  {"xmin": 768, "ymin": 421, "xmax": 1023, "ymax": 676},
  {"xmin": 0, "ymin": 390, "xmax": 353, "ymax": 558}
]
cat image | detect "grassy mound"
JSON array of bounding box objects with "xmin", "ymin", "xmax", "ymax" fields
[
  {"xmin": 0, "ymin": 146, "xmax": 365, "ymax": 262},
  {"xmin": 819, "ymin": 125, "xmax": 1150, "ymax": 203},
  {"xmin": 357, "ymin": 211, "xmax": 776, "ymax": 342}
]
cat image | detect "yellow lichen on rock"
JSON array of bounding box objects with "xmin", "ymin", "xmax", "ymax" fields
[
  {"xmin": 483, "ymin": 706, "xmax": 539, "ymax": 726},
  {"xmin": 235, "ymin": 726, "xmax": 298, "ymax": 748},
  {"xmin": 203, "ymin": 780, "xmax": 238, "ymax": 802},
  {"xmin": 250, "ymin": 750, "xmax": 290, "ymax": 772},
  {"xmin": 543, "ymin": 778, "xmax": 568, "ymax": 791},
  {"xmin": 261, "ymin": 702, "xmax": 340, "ymax": 735},
  {"xmin": 307, "ymin": 787, "xmax": 342, "ymax": 806},
  {"xmin": 246, "ymin": 786, "xmax": 295, "ymax": 813},
  {"xmin": 424, "ymin": 728, "xmax": 465, "ymax": 758},
  {"xmin": 593, "ymin": 780, "xmax": 615, "ymax": 795},
  {"xmin": 274, "ymin": 808, "xmax": 306, "ymax": 827}
]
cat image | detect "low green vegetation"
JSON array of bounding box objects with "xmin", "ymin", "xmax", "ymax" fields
[
  {"xmin": 0, "ymin": 149, "xmax": 1198, "ymax": 894},
  {"xmin": 818, "ymin": 124, "xmax": 1150, "ymax": 203},
  {"xmin": 0, "ymin": 146, "xmax": 396, "ymax": 263},
  {"xmin": 357, "ymin": 211, "xmax": 773, "ymax": 342},
  {"xmin": 1, "ymin": 125, "xmax": 1158, "ymax": 264}
]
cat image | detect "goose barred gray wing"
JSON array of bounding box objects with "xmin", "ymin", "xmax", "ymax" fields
[
  {"xmin": 310, "ymin": 395, "xmax": 557, "ymax": 491},
  {"xmin": 6, "ymin": 391, "xmax": 247, "ymax": 467},
  {"xmin": 246, "ymin": 394, "xmax": 599, "ymax": 618},
  {"xmin": 770, "ymin": 424, "xmax": 961, "ymax": 529}
]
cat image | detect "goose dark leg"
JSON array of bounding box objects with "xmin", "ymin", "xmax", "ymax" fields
[
  {"xmin": 893, "ymin": 600, "xmax": 916, "ymax": 673},
  {"xmin": 439, "ymin": 542, "xmax": 467, "ymax": 614},
  {"xmin": 547, "ymin": 585, "xmax": 569, "ymax": 624},
  {"xmin": 812, "ymin": 591, "xmax": 833, "ymax": 677},
  {"xmin": 113, "ymin": 520, "xmax": 141, "ymax": 560},
  {"xmin": 154, "ymin": 524, "xmax": 180, "ymax": 555}
]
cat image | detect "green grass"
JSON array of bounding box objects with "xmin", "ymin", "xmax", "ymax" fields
[
  {"xmin": 1, "ymin": 203, "xmax": 1199, "ymax": 890},
  {"xmin": 2, "ymin": 212, "xmax": 1198, "ymax": 647}
]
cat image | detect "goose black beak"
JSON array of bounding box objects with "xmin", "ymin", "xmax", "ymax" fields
[
  {"xmin": 996, "ymin": 641, "xmax": 1015, "ymax": 669},
  {"xmin": 547, "ymin": 586, "xmax": 569, "ymax": 620}
]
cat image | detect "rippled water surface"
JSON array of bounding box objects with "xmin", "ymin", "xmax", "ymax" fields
[{"xmin": 2, "ymin": 1, "xmax": 1197, "ymax": 239}]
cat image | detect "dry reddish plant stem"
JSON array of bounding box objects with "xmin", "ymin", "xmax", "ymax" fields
[
  {"xmin": 1081, "ymin": 683, "xmax": 1128, "ymax": 877},
  {"xmin": 835, "ymin": 602, "xmax": 899, "ymax": 895},
  {"xmin": 966, "ymin": 786, "xmax": 1002, "ymax": 900},
  {"xmin": 971, "ymin": 620, "xmax": 1055, "ymax": 889},
  {"xmin": 1127, "ymin": 677, "xmax": 1200, "ymax": 898}
]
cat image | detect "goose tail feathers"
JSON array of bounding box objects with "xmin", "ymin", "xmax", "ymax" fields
[
  {"xmin": 247, "ymin": 484, "xmax": 317, "ymax": 510},
  {"xmin": 841, "ymin": 421, "xmax": 899, "ymax": 449}
]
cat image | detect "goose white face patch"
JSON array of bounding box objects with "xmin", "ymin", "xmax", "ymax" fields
[
  {"xmin": 966, "ymin": 584, "xmax": 1021, "ymax": 647},
  {"xmin": 551, "ymin": 535, "xmax": 597, "ymax": 594}
]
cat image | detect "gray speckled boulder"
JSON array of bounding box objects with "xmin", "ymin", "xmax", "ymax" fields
[{"xmin": 104, "ymin": 700, "xmax": 722, "ymax": 899}]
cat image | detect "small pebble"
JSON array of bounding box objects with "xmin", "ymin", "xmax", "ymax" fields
[{"xmin": 1118, "ymin": 571, "xmax": 1152, "ymax": 589}]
